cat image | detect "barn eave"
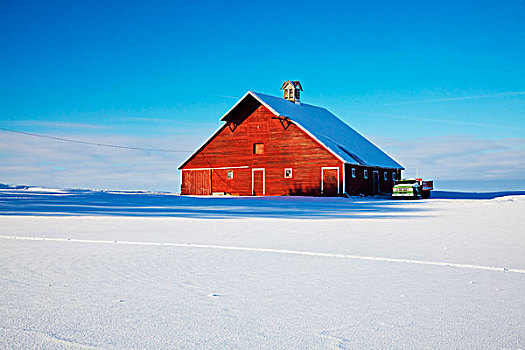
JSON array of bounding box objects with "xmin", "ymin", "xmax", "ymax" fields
[{"xmin": 180, "ymin": 91, "xmax": 404, "ymax": 170}]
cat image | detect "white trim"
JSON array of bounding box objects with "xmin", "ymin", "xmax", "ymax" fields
[
  {"xmin": 178, "ymin": 124, "xmax": 228, "ymax": 169},
  {"xmin": 219, "ymin": 91, "xmax": 252, "ymax": 121},
  {"xmin": 342, "ymin": 165, "xmax": 346, "ymax": 194},
  {"xmin": 182, "ymin": 166, "xmax": 249, "ymax": 171},
  {"xmin": 292, "ymin": 121, "xmax": 347, "ymax": 164},
  {"xmin": 243, "ymin": 91, "xmax": 280, "ymax": 118},
  {"xmin": 183, "ymin": 91, "xmax": 404, "ymax": 171},
  {"xmin": 224, "ymin": 91, "xmax": 348, "ymax": 164},
  {"xmin": 251, "ymin": 168, "xmax": 265, "ymax": 196},
  {"xmin": 257, "ymin": 91, "xmax": 384, "ymax": 168},
  {"xmin": 182, "ymin": 91, "xmax": 279, "ymax": 170},
  {"xmin": 220, "ymin": 91, "xmax": 280, "ymax": 121},
  {"xmin": 321, "ymin": 167, "xmax": 340, "ymax": 195}
]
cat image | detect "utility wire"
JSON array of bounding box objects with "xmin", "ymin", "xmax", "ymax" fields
[{"xmin": 0, "ymin": 127, "xmax": 192, "ymax": 153}]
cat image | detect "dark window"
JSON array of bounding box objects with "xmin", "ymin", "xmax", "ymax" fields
[
  {"xmin": 284, "ymin": 168, "xmax": 293, "ymax": 178},
  {"xmin": 364, "ymin": 170, "xmax": 368, "ymax": 179},
  {"xmin": 227, "ymin": 170, "xmax": 233, "ymax": 179},
  {"xmin": 351, "ymin": 168, "xmax": 356, "ymax": 178},
  {"xmin": 384, "ymin": 172, "xmax": 388, "ymax": 181},
  {"xmin": 253, "ymin": 143, "xmax": 264, "ymax": 155}
]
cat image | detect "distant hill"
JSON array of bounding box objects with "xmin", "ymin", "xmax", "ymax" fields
[{"xmin": 0, "ymin": 183, "xmax": 30, "ymax": 190}]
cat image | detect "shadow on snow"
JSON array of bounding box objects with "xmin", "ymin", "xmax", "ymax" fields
[
  {"xmin": 0, "ymin": 188, "xmax": 422, "ymax": 219},
  {"xmin": 0, "ymin": 188, "xmax": 522, "ymax": 219}
]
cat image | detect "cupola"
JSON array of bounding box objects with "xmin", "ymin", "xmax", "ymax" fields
[{"xmin": 280, "ymin": 80, "xmax": 303, "ymax": 104}]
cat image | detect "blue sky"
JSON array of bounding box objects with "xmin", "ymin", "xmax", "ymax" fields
[{"xmin": 1, "ymin": 0, "xmax": 524, "ymax": 191}]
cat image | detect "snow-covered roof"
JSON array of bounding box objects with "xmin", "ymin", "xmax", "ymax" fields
[{"xmin": 221, "ymin": 91, "xmax": 403, "ymax": 170}]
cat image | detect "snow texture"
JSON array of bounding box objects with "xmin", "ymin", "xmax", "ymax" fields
[
  {"xmin": 249, "ymin": 91, "xmax": 404, "ymax": 169},
  {"xmin": 1, "ymin": 188, "xmax": 525, "ymax": 349}
]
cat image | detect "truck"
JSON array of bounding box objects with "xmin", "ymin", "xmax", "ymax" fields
[{"xmin": 392, "ymin": 178, "xmax": 434, "ymax": 199}]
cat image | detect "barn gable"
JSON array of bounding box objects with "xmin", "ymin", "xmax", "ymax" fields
[
  {"xmin": 179, "ymin": 103, "xmax": 343, "ymax": 196},
  {"xmin": 238, "ymin": 92, "xmax": 403, "ymax": 169},
  {"xmin": 179, "ymin": 91, "xmax": 403, "ymax": 170}
]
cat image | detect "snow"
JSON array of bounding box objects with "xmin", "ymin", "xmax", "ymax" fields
[
  {"xmin": 1, "ymin": 188, "xmax": 525, "ymax": 348},
  {"xmin": 249, "ymin": 91, "xmax": 404, "ymax": 169}
]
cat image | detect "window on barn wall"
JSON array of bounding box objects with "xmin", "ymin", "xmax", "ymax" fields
[
  {"xmin": 227, "ymin": 170, "xmax": 233, "ymax": 179},
  {"xmin": 364, "ymin": 170, "xmax": 368, "ymax": 179},
  {"xmin": 253, "ymin": 143, "xmax": 264, "ymax": 155},
  {"xmin": 352, "ymin": 168, "xmax": 356, "ymax": 178},
  {"xmin": 392, "ymin": 172, "xmax": 396, "ymax": 181},
  {"xmin": 384, "ymin": 172, "xmax": 388, "ymax": 181},
  {"xmin": 284, "ymin": 168, "xmax": 293, "ymax": 178}
]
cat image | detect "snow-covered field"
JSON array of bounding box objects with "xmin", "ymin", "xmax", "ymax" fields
[{"xmin": 1, "ymin": 188, "xmax": 525, "ymax": 349}]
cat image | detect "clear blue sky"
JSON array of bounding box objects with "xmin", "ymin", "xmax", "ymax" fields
[{"xmin": 0, "ymin": 0, "xmax": 524, "ymax": 191}]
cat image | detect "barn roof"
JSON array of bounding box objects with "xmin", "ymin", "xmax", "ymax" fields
[
  {"xmin": 229, "ymin": 91, "xmax": 403, "ymax": 169},
  {"xmin": 179, "ymin": 91, "xmax": 403, "ymax": 170}
]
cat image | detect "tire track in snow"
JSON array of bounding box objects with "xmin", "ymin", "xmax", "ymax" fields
[{"xmin": 1, "ymin": 235, "xmax": 524, "ymax": 274}]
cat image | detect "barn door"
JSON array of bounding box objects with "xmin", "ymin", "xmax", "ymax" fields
[
  {"xmin": 321, "ymin": 167, "xmax": 339, "ymax": 196},
  {"xmin": 185, "ymin": 169, "xmax": 211, "ymax": 195},
  {"xmin": 252, "ymin": 168, "xmax": 265, "ymax": 196},
  {"xmin": 373, "ymin": 170, "xmax": 380, "ymax": 194}
]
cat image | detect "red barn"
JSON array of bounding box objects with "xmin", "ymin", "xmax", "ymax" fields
[{"xmin": 179, "ymin": 81, "xmax": 404, "ymax": 196}]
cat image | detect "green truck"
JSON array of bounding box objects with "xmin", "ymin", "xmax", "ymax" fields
[{"xmin": 392, "ymin": 178, "xmax": 433, "ymax": 199}]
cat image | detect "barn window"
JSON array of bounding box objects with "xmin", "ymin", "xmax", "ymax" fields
[
  {"xmin": 384, "ymin": 172, "xmax": 388, "ymax": 181},
  {"xmin": 227, "ymin": 170, "xmax": 233, "ymax": 179},
  {"xmin": 364, "ymin": 169, "xmax": 368, "ymax": 179},
  {"xmin": 253, "ymin": 143, "xmax": 264, "ymax": 155},
  {"xmin": 351, "ymin": 168, "xmax": 356, "ymax": 178},
  {"xmin": 392, "ymin": 172, "xmax": 396, "ymax": 181},
  {"xmin": 284, "ymin": 168, "xmax": 293, "ymax": 178}
]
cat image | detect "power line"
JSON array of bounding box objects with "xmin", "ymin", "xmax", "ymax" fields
[{"xmin": 0, "ymin": 127, "xmax": 192, "ymax": 153}]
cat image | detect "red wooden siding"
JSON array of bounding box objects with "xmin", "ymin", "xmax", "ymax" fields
[
  {"xmin": 182, "ymin": 169, "xmax": 211, "ymax": 195},
  {"xmin": 181, "ymin": 105, "xmax": 343, "ymax": 196},
  {"xmin": 252, "ymin": 169, "xmax": 265, "ymax": 195},
  {"xmin": 321, "ymin": 168, "xmax": 339, "ymax": 195}
]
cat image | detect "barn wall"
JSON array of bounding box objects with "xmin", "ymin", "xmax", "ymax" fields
[
  {"xmin": 181, "ymin": 105, "xmax": 343, "ymax": 196},
  {"xmin": 181, "ymin": 169, "xmax": 212, "ymax": 195},
  {"xmin": 344, "ymin": 164, "xmax": 402, "ymax": 196}
]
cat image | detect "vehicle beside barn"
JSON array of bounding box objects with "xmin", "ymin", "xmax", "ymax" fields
[
  {"xmin": 393, "ymin": 178, "xmax": 434, "ymax": 199},
  {"xmin": 179, "ymin": 81, "xmax": 403, "ymax": 196}
]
